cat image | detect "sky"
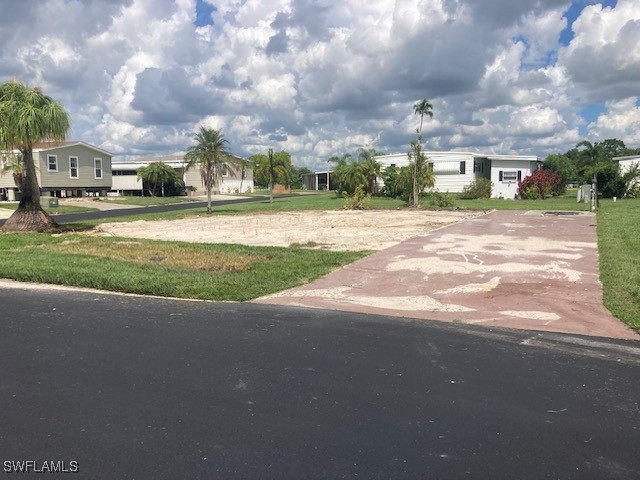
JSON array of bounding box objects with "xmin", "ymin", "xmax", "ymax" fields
[{"xmin": 1, "ymin": 0, "xmax": 639, "ymax": 169}]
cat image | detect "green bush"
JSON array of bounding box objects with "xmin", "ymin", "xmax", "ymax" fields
[
  {"xmin": 460, "ymin": 178, "xmax": 492, "ymax": 199},
  {"xmin": 425, "ymin": 191, "xmax": 456, "ymax": 208},
  {"xmin": 522, "ymin": 185, "xmax": 541, "ymax": 200},
  {"xmin": 343, "ymin": 186, "xmax": 371, "ymax": 209}
]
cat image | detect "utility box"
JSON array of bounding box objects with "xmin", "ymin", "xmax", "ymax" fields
[{"xmin": 47, "ymin": 197, "xmax": 59, "ymax": 208}]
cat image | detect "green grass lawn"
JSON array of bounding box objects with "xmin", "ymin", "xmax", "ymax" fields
[
  {"xmin": 0, "ymin": 233, "xmax": 369, "ymax": 301},
  {"xmin": 596, "ymin": 197, "xmax": 640, "ymax": 332},
  {"xmin": 0, "ymin": 203, "xmax": 98, "ymax": 215}
]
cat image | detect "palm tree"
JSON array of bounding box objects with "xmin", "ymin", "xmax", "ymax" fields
[
  {"xmin": 331, "ymin": 157, "xmax": 366, "ymax": 195},
  {"xmin": 184, "ymin": 126, "xmax": 231, "ymax": 214},
  {"xmin": 0, "ymin": 80, "xmax": 70, "ymax": 231},
  {"xmin": 576, "ymin": 140, "xmax": 599, "ymax": 209},
  {"xmin": 236, "ymin": 157, "xmax": 251, "ymax": 193},
  {"xmin": 136, "ymin": 162, "xmax": 183, "ymax": 196},
  {"xmin": 411, "ymin": 99, "xmax": 434, "ymax": 207},
  {"xmin": 408, "ymin": 137, "xmax": 435, "ymax": 207},
  {"xmin": 358, "ymin": 148, "xmax": 382, "ymax": 194},
  {"xmin": 413, "ymin": 98, "xmax": 433, "ymax": 136}
]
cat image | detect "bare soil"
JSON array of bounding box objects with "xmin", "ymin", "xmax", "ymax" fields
[{"xmin": 94, "ymin": 210, "xmax": 480, "ymax": 251}]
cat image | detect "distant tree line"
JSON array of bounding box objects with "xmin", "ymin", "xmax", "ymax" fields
[
  {"xmin": 543, "ymin": 138, "xmax": 640, "ymax": 199},
  {"xmin": 249, "ymin": 151, "xmax": 312, "ymax": 190}
]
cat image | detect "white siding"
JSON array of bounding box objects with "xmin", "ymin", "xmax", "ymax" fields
[
  {"xmin": 490, "ymin": 160, "xmax": 537, "ymax": 199},
  {"xmin": 112, "ymin": 175, "xmax": 142, "ymax": 192},
  {"xmin": 375, "ymin": 152, "xmax": 476, "ymax": 193},
  {"xmin": 616, "ymin": 156, "xmax": 640, "ymax": 176}
]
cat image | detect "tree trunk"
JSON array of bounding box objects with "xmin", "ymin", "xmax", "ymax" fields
[
  {"xmin": 207, "ymin": 187, "xmax": 212, "ymax": 214},
  {"xmin": 412, "ymin": 162, "xmax": 419, "ymax": 208},
  {"xmin": 2, "ymin": 149, "xmax": 58, "ymax": 232}
]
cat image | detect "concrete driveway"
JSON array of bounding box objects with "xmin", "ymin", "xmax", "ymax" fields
[{"xmin": 256, "ymin": 210, "xmax": 638, "ymax": 340}]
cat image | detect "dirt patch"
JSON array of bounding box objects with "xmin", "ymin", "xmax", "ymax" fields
[{"xmin": 94, "ymin": 210, "xmax": 480, "ymax": 251}]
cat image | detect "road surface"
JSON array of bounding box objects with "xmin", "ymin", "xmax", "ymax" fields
[{"xmin": 1, "ymin": 284, "xmax": 639, "ymax": 479}]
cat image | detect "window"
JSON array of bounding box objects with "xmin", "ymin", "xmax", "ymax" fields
[
  {"xmin": 500, "ymin": 171, "xmax": 517, "ymax": 182},
  {"xmin": 94, "ymin": 158, "xmax": 103, "ymax": 179},
  {"xmin": 48, "ymin": 155, "xmax": 58, "ymax": 172},
  {"xmin": 222, "ymin": 164, "xmax": 228, "ymax": 177},
  {"xmin": 459, "ymin": 161, "xmax": 466, "ymax": 175},
  {"xmin": 69, "ymin": 156, "xmax": 79, "ymax": 179}
]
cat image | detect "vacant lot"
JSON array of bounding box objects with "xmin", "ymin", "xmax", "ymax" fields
[{"xmin": 94, "ymin": 210, "xmax": 480, "ymax": 251}]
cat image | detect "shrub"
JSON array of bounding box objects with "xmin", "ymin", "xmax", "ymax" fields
[
  {"xmin": 597, "ymin": 162, "xmax": 626, "ymax": 198},
  {"xmin": 343, "ymin": 186, "xmax": 371, "ymax": 209},
  {"xmin": 518, "ymin": 169, "xmax": 564, "ymax": 199},
  {"xmin": 460, "ymin": 178, "xmax": 492, "ymax": 199},
  {"xmin": 626, "ymin": 182, "xmax": 640, "ymax": 198},
  {"xmin": 425, "ymin": 191, "xmax": 456, "ymax": 208}
]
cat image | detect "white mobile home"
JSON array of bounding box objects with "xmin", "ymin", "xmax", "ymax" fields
[
  {"xmin": 373, "ymin": 151, "xmax": 540, "ymax": 198},
  {"xmin": 111, "ymin": 154, "xmax": 253, "ymax": 196},
  {"xmin": 612, "ymin": 155, "xmax": 640, "ymax": 176}
]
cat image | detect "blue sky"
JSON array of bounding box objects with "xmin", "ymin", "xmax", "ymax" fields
[{"xmin": 1, "ymin": 0, "xmax": 638, "ymax": 168}]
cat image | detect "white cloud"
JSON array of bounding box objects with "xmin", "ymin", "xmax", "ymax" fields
[
  {"xmin": 587, "ymin": 97, "xmax": 640, "ymax": 145},
  {"xmin": 558, "ymin": 0, "xmax": 640, "ymax": 102},
  {"xmin": 0, "ymin": 0, "xmax": 638, "ymax": 169}
]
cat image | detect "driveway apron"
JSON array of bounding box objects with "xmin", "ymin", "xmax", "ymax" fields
[{"xmin": 256, "ymin": 210, "xmax": 638, "ymax": 340}]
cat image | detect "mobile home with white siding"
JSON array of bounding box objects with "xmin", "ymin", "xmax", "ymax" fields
[{"xmin": 371, "ymin": 151, "xmax": 540, "ymax": 198}]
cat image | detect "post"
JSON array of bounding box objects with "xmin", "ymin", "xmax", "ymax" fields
[
  {"xmin": 326, "ymin": 165, "xmax": 330, "ymax": 192},
  {"xmin": 268, "ymin": 148, "xmax": 274, "ymax": 204}
]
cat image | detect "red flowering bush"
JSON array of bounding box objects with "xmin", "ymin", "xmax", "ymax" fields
[{"xmin": 518, "ymin": 169, "xmax": 565, "ymax": 199}]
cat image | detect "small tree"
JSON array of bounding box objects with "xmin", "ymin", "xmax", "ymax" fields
[
  {"xmin": 184, "ymin": 126, "xmax": 231, "ymax": 214},
  {"xmin": 0, "ymin": 80, "xmax": 70, "ymax": 231},
  {"xmin": 407, "ymin": 135, "xmax": 435, "ymax": 207},
  {"xmin": 137, "ymin": 162, "xmax": 183, "ymax": 196},
  {"xmin": 357, "ymin": 148, "xmax": 383, "ymax": 194}
]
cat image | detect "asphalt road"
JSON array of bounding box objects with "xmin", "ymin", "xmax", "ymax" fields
[
  {"xmin": 0, "ymin": 195, "xmax": 279, "ymax": 226},
  {"xmin": 1, "ymin": 285, "xmax": 639, "ymax": 479}
]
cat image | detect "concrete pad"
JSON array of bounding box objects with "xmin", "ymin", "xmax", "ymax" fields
[{"xmin": 255, "ymin": 210, "xmax": 638, "ymax": 340}]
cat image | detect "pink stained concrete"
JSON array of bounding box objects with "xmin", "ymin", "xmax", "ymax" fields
[{"xmin": 255, "ymin": 210, "xmax": 638, "ymax": 340}]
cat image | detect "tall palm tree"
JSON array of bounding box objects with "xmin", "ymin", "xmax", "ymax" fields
[
  {"xmin": 408, "ymin": 137, "xmax": 435, "ymax": 207},
  {"xmin": 576, "ymin": 140, "xmax": 599, "ymax": 209},
  {"xmin": 413, "ymin": 98, "xmax": 433, "ymax": 137},
  {"xmin": 236, "ymin": 157, "xmax": 251, "ymax": 193},
  {"xmin": 0, "ymin": 80, "xmax": 70, "ymax": 232},
  {"xmin": 184, "ymin": 126, "xmax": 231, "ymax": 214}
]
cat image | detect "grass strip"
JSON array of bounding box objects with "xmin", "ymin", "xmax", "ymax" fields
[
  {"xmin": 0, "ymin": 233, "xmax": 368, "ymax": 301},
  {"xmin": 596, "ymin": 198, "xmax": 640, "ymax": 332}
]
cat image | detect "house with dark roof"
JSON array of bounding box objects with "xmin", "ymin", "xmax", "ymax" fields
[{"xmin": 0, "ymin": 141, "xmax": 113, "ymax": 201}]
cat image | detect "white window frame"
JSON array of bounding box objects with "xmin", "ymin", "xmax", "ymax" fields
[
  {"xmin": 502, "ymin": 171, "xmax": 517, "ymax": 183},
  {"xmin": 222, "ymin": 164, "xmax": 229, "ymax": 177},
  {"xmin": 94, "ymin": 158, "xmax": 103, "ymax": 179},
  {"xmin": 69, "ymin": 156, "xmax": 79, "ymax": 179},
  {"xmin": 48, "ymin": 154, "xmax": 58, "ymax": 172}
]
